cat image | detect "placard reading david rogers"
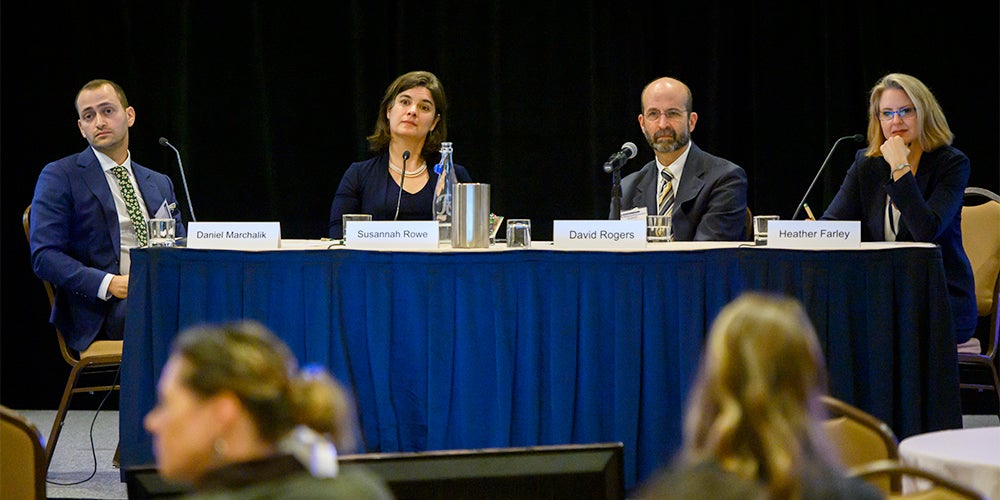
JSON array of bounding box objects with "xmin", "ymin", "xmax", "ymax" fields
[{"xmin": 553, "ymin": 220, "xmax": 646, "ymax": 249}]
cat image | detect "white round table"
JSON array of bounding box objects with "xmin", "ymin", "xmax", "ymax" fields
[{"xmin": 898, "ymin": 427, "xmax": 1000, "ymax": 498}]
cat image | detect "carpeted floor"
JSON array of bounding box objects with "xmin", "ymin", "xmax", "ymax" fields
[
  {"xmin": 16, "ymin": 409, "xmax": 126, "ymax": 500},
  {"xmin": 10, "ymin": 409, "xmax": 1000, "ymax": 500}
]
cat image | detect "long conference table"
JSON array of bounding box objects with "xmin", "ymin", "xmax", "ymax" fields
[{"xmin": 120, "ymin": 240, "xmax": 962, "ymax": 489}]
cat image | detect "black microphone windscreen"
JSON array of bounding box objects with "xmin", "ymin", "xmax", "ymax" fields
[
  {"xmin": 403, "ymin": 150, "xmax": 411, "ymax": 160},
  {"xmin": 158, "ymin": 137, "xmax": 170, "ymax": 146},
  {"xmin": 852, "ymin": 134, "xmax": 864, "ymax": 142},
  {"xmin": 623, "ymin": 142, "xmax": 637, "ymax": 159}
]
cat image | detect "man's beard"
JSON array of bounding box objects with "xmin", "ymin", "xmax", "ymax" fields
[{"xmin": 647, "ymin": 127, "xmax": 690, "ymax": 154}]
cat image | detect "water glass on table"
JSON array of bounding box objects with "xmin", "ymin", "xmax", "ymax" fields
[
  {"xmin": 147, "ymin": 218, "xmax": 176, "ymax": 247},
  {"xmin": 646, "ymin": 215, "xmax": 671, "ymax": 242},
  {"xmin": 753, "ymin": 215, "xmax": 779, "ymax": 246},
  {"xmin": 506, "ymin": 219, "xmax": 532, "ymax": 248}
]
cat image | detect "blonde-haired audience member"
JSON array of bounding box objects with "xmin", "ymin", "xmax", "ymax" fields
[
  {"xmin": 637, "ymin": 293, "xmax": 883, "ymax": 499},
  {"xmin": 144, "ymin": 320, "xmax": 393, "ymax": 499}
]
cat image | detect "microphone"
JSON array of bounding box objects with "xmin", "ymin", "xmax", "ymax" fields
[
  {"xmin": 602, "ymin": 142, "xmax": 638, "ymax": 173},
  {"xmin": 791, "ymin": 134, "xmax": 865, "ymax": 220},
  {"xmin": 394, "ymin": 150, "xmax": 411, "ymax": 221},
  {"xmin": 158, "ymin": 137, "xmax": 198, "ymax": 222}
]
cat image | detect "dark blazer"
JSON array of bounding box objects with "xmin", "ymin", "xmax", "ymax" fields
[
  {"xmin": 822, "ymin": 146, "xmax": 977, "ymax": 343},
  {"xmin": 639, "ymin": 459, "xmax": 883, "ymax": 499},
  {"xmin": 613, "ymin": 143, "xmax": 748, "ymax": 241},
  {"xmin": 30, "ymin": 146, "xmax": 185, "ymax": 351},
  {"xmin": 329, "ymin": 151, "xmax": 472, "ymax": 239}
]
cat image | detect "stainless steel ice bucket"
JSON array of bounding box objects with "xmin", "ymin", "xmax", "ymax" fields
[{"xmin": 451, "ymin": 183, "xmax": 491, "ymax": 248}]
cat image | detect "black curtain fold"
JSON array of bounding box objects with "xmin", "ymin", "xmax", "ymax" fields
[{"xmin": 3, "ymin": 0, "xmax": 997, "ymax": 408}]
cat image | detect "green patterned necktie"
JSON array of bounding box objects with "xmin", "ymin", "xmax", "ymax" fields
[{"xmin": 111, "ymin": 165, "xmax": 148, "ymax": 246}]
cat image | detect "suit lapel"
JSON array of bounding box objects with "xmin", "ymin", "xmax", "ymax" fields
[
  {"xmin": 77, "ymin": 148, "xmax": 122, "ymax": 252},
  {"xmin": 632, "ymin": 163, "xmax": 658, "ymax": 213},
  {"xmin": 133, "ymin": 163, "xmax": 165, "ymax": 215},
  {"xmin": 872, "ymin": 175, "xmax": 891, "ymax": 241},
  {"xmin": 675, "ymin": 144, "xmax": 706, "ymax": 210},
  {"xmin": 891, "ymin": 164, "xmax": 930, "ymax": 241}
]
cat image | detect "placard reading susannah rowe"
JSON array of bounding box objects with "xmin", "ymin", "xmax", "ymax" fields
[{"xmin": 344, "ymin": 221, "xmax": 439, "ymax": 250}]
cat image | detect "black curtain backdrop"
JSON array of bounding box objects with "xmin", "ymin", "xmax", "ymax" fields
[{"xmin": 3, "ymin": 1, "xmax": 997, "ymax": 414}]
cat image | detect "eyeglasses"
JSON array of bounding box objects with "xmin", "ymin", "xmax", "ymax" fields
[
  {"xmin": 879, "ymin": 106, "xmax": 916, "ymax": 122},
  {"xmin": 644, "ymin": 108, "xmax": 687, "ymax": 122}
]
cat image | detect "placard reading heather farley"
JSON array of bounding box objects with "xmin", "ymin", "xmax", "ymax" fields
[
  {"xmin": 345, "ymin": 221, "xmax": 439, "ymax": 250},
  {"xmin": 553, "ymin": 220, "xmax": 646, "ymax": 249},
  {"xmin": 187, "ymin": 222, "xmax": 281, "ymax": 249},
  {"xmin": 767, "ymin": 220, "xmax": 860, "ymax": 249}
]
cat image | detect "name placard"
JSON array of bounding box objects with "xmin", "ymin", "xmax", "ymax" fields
[
  {"xmin": 553, "ymin": 220, "xmax": 646, "ymax": 249},
  {"xmin": 767, "ymin": 220, "xmax": 861, "ymax": 249},
  {"xmin": 187, "ymin": 222, "xmax": 281, "ymax": 250},
  {"xmin": 345, "ymin": 221, "xmax": 439, "ymax": 250}
]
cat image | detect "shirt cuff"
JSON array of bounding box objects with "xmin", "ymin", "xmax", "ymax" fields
[{"xmin": 98, "ymin": 273, "xmax": 114, "ymax": 301}]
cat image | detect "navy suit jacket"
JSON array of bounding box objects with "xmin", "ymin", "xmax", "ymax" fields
[
  {"xmin": 822, "ymin": 146, "xmax": 977, "ymax": 343},
  {"xmin": 30, "ymin": 146, "xmax": 185, "ymax": 351},
  {"xmin": 613, "ymin": 143, "xmax": 748, "ymax": 241}
]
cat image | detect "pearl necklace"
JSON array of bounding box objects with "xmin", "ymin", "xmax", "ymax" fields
[{"xmin": 389, "ymin": 161, "xmax": 428, "ymax": 177}]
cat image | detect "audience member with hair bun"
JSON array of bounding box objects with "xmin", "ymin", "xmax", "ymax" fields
[{"xmin": 144, "ymin": 320, "xmax": 393, "ymax": 499}]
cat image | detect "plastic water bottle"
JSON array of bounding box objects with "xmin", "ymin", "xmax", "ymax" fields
[{"xmin": 432, "ymin": 142, "xmax": 458, "ymax": 243}]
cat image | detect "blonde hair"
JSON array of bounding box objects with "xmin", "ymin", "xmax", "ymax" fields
[
  {"xmin": 681, "ymin": 293, "xmax": 834, "ymax": 499},
  {"xmin": 865, "ymin": 73, "xmax": 954, "ymax": 157},
  {"xmin": 173, "ymin": 321, "xmax": 357, "ymax": 451}
]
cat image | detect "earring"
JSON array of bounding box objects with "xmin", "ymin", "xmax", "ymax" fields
[{"xmin": 213, "ymin": 438, "xmax": 228, "ymax": 458}]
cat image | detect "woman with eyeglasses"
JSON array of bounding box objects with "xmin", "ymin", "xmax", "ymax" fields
[{"xmin": 821, "ymin": 73, "xmax": 977, "ymax": 345}]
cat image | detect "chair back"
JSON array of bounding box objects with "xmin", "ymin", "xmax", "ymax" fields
[
  {"xmin": 0, "ymin": 406, "xmax": 47, "ymax": 500},
  {"xmin": 23, "ymin": 205, "xmax": 81, "ymax": 367},
  {"xmin": 745, "ymin": 207, "xmax": 753, "ymax": 241},
  {"xmin": 850, "ymin": 459, "xmax": 987, "ymax": 500},
  {"xmin": 820, "ymin": 395, "xmax": 900, "ymax": 494},
  {"xmin": 960, "ymin": 189, "xmax": 1000, "ymax": 360}
]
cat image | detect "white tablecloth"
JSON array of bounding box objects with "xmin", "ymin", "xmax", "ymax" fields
[{"xmin": 899, "ymin": 427, "xmax": 1000, "ymax": 498}]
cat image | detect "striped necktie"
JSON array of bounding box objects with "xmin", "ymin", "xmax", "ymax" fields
[
  {"xmin": 658, "ymin": 169, "xmax": 674, "ymax": 217},
  {"xmin": 111, "ymin": 165, "xmax": 148, "ymax": 246}
]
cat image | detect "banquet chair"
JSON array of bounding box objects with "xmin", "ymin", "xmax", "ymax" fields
[
  {"xmin": 22, "ymin": 205, "xmax": 123, "ymax": 469},
  {"xmin": 849, "ymin": 459, "xmax": 987, "ymax": 500},
  {"xmin": 1, "ymin": 405, "xmax": 47, "ymax": 500},
  {"xmin": 820, "ymin": 395, "xmax": 900, "ymax": 494},
  {"xmin": 958, "ymin": 187, "xmax": 1000, "ymax": 416},
  {"xmin": 744, "ymin": 207, "xmax": 753, "ymax": 241}
]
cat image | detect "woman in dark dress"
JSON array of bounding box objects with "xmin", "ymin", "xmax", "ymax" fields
[{"xmin": 328, "ymin": 70, "xmax": 471, "ymax": 239}]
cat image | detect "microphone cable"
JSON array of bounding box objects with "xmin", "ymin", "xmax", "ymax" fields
[
  {"xmin": 394, "ymin": 150, "xmax": 411, "ymax": 221},
  {"xmin": 45, "ymin": 365, "xmax": 121, "ymax": 486}
]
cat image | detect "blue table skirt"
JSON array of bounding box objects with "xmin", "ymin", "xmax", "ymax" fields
[{"xmin": 121, "ymin": 245, "xmax": 961, "ymax": 488}]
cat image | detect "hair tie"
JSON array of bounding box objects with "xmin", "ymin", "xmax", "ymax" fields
[{"xmin": 278, "ymin": 425, "xmax": 339, "ymax": 478}]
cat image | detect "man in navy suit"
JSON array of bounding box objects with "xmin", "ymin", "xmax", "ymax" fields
[
  {"xmin": 29, "ymin": 79, "xmax": 186, "ymax": 351},
  {"xmin": 613, "ymin": 77, "xmax": 748, "ymax": 241}
]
